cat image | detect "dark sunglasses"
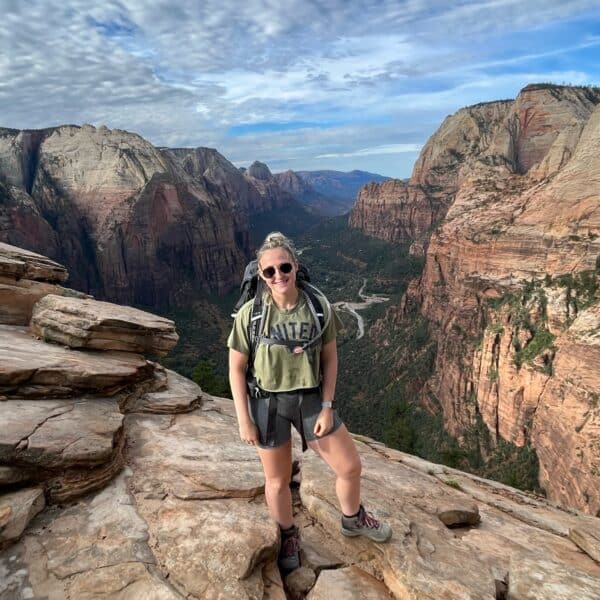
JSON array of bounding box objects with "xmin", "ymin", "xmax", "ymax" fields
[{"xmin": 261, "ymin": 262, "xmax": 293, "ymax": 279}]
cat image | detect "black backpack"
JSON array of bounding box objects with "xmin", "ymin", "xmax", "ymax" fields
[{"xmin": 232, "ymin": 259, "xmax": 328, "ymax": 361}]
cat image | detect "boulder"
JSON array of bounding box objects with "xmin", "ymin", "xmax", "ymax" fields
[
  {"xmin": 436, "ymin": 502, "xmax": 481, "ymax": 527},
  {"xmin": 30, "ymin": 294, "xmax": 179, "ymax": 355},
  {"xmin": 0, "ymin": 325, "xmax": 154, "ymax": 398},
  {"xmin": 285, "ymin": 566, "xmax": 316, "ymax": 599}
]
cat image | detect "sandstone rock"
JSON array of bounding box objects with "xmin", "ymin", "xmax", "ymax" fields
[
  {"xmin": 300, "ymin": 534, "xmax": 345, "ymax": 573},
  {"xmin": 0, "ymin": 399, "xmax": 123, "ymax": 469},
  {"xmin": 0, "ymin": 469, "xmax": 179, "ymax": 599},
  {"xmin": 301, "ymin": 437, "xmax": 600, "ymax": 599},
  {"xmin": 126, "ymin": 402, "xmax": 279, "ymax": 598},
  {"xmin": 31, "ymin": 294, "xmax": 178, "ymax": 355},
  {"xmin": 165, "ymin": 146, "xmax": 263, "ymax": 216},
  {"xmin": 0, "ymin": 275, "xmax": 88, "ymax": 326},
  {"xmin": 125, "ymin": 403, "xmax": 265, "ymax": 500},
  {"xmin": 0, "ymin": 325, "xmax": 153, "ymax": 398},
  {"xmin": 436, "ymin": 502, "xmax": 481, "ymax": 528},
  {"xmin": 0, "ymin": 465, "xmax": 33, "ymax": 485},
  {"xmin": 285, "ymin": 566, "xmax": 316, "ymax": 599},
  {"xmin": 362, "ymin": 86, "xmax": 600, "ymax": 514},
  {"xmin": 122, "ymin": 368, "xmax": 203, "ymax": 413},
  {"xmin": 0, "ymin": 241, "xmax": 67, "ymax": 282},
  {"xmin": 0, "ymin": 125, "xmax": 250, "ymax": 305},
  {"xmin": 569, "ymin": 527, "xmax": 600, "ymax": 563},
  {"xmin": 307, "ymin": 566, "xmax": 391, "ymax": 599},
  {"xmin": 508, "ymin": 554, "xmax": 600, "ymax": 599},
  {"xmin": 0, "ymin": 398, "xmax": 125, "ymax": 502},
  {"xmin": 262, "ymin": 559, "xmax": 286, "ymax": 599},
  {"xmin": 0, "ymin": 488, "xmax": 45, "ymax": 547}
]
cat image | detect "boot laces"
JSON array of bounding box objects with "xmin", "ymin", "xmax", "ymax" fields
[
  {"xmin": 281, "ymin": 532, "xmax": 300, "ymax": 557},
  {"xmin": 358, "ymin": 508, "xmax": 381, "ymax": 529}
]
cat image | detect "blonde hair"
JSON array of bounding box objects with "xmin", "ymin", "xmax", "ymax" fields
[{"xmin": 256, "ymin": 231, "xmax": 298, "ymax": 264}]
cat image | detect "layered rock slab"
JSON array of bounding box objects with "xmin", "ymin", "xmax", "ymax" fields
[
  {"xmin": 0, "ymin": 398, "xmax": 124, "ymax": 502},
  {"xmin": 125, "ymin": 398, "xmax": 278, "ymax": 598},
  {"xmin": 0, "ymin": 470, "xmax": 181, "ymax": 599},
  {"xmin": 300, "ymin": 436, "xmax": 600, "ymax": 599},
  {"xmin": 31, "ymin": 294, "xmax": 179, "ymax": 355},
  {"xmin": 0, "ymin": 325, "xmax": 153, "ymax": 397},
  {"xmin": 0, "ymin": 242, "xmax": 67, "ymax": 283},
  {"xmin": 122, "ymin": 368, "xmax": 204, "ymax": 414},
  {"xmin": 0, "ymin": 241, "xmax": 86, "ymax": 326}
]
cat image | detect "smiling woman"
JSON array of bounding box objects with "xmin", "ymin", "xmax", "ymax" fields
[{"xmin": 227, "ymin": 231, "xmax": 392, "ymax": 574}]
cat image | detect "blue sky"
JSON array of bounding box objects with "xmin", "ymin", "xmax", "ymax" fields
[{"xmin": 1, "ymin": 1, "xmax": 599, "ymax": 178}]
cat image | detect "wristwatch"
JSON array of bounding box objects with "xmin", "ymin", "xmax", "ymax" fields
[{"xmin": 321, "ymin": 400, "xmax": 337, "ymax": 409}]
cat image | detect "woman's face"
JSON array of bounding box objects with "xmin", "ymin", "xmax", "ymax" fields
[{"xmin": 258, "ymin": 248, "xmax": 298, "ymax": 296}]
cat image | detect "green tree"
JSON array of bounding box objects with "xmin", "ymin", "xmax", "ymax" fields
[{"xmin": 192, "ymin": 359, "xmax": 231, "ymax": 397}]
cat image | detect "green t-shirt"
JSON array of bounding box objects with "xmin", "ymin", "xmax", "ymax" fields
[{"xmin": 227, "ymin": 291, "xmax": 343, "ymax": 392}]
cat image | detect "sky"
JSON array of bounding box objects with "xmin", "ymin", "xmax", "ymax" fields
[{"xmin": 1, "ymin": 1, "xmax": 599, "ymax": 178}]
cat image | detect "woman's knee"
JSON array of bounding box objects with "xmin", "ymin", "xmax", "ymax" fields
[
  {"xmin": 336, "ymin": 455, "xmax": 362, "ymax": 480},
  {"xmin": 264, "ymin": 476, "xmax": 291, "ymax": 495}
]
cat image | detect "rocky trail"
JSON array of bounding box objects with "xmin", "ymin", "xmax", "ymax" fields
[{"xmin": 1, "ymin": 241, "xmax": 600, "ymax": 599}]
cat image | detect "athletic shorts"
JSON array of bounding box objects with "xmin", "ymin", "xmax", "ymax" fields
[{"xmin": 248, "ymin": 388, "xmax": 344, "ymax": 449}]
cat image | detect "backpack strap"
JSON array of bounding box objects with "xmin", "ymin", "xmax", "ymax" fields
[{"xmin": 247, "ymin": 281, "xmax": 268, "ymax": 367}]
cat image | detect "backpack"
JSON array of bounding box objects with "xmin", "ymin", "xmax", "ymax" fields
[{"xmin": 231, "ymin": 259, "xmax": 329, "ymax": 362}]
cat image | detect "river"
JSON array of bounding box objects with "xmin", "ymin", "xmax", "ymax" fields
[{"xmin": 333, "ymin": 279, "xmax": 389, "ymax": 339}]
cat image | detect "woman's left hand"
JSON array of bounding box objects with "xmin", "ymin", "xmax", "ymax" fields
[{"xmin": 314, "ymin": 408, "xmax": 334, "ymax": 437}]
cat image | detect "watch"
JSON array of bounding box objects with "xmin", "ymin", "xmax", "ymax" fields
[{"xmin": 321, "ymin": 400, "xmax": 337, "ymax": 409}]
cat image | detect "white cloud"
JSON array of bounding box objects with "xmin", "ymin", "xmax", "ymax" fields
[
  {"xmin": 316, "ymin": 144, "xmax": 424, "ymax": 159},
  {"xmin": 0, "ymin": 1, "xmax": 598, "ymax": 176}
]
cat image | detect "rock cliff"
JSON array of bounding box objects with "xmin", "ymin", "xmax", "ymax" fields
[
  {"xmin": 352, "ymin": 84, "xmax": 600, "ymax": 515},
  {"xmin": 1, "ymin": 244, "xmax": 600, "ymax": 599},
  {"xmin": 0, "ymin": 125, "xmax": 250, "ymax": 306}
]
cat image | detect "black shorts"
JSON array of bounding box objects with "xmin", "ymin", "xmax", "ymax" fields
[{"xmin": 248, "ymin": 388, "xmax": 344, "ymax": 449}]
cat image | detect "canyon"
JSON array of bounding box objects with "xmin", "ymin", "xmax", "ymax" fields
[
  {"xmin": 349, "ymin": 84, "xmax": 600, "ymax": 515},
  {"xmin": 1, "ymin": 241, "xmax": 600, "ymax": 599}
]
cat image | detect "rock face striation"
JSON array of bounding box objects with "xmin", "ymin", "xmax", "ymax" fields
[
  {"xmin": 2, "ymin": 244, "xmax": 600, "ymax": 599},
  {"xmin": 0, "ymin": 125, "xmax": 252, "ymax": 306},
  {"xmin": 350, "ymin": 84, "xmax": 600, "ymax": 514}
]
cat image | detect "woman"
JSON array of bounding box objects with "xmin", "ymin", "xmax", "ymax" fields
[{"xmin": 228, "ymin": 232, "xmax": 391, "ymax": 573}]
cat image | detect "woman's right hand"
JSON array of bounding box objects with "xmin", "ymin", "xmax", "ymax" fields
[{"xmin": 239, "ymin": 420, "xmax": 260, "ymax": 445}]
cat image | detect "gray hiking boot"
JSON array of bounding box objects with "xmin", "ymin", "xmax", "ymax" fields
[
  {"xmin": 341, "ymin": 505, "xmax": 392, "ymax": 543},
  {"xmin": 278, "ymin": 525, "xmax": 300, "ymax": 573}
]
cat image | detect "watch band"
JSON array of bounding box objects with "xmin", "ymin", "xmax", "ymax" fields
[{"xmin": 321, "ymin": 400, "xmax": 337, "ymax": 409}]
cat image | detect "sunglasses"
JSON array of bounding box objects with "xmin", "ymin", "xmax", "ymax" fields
[{"xmin": 260, "ymin": 262, "xmax": 294, "ymax": 279}]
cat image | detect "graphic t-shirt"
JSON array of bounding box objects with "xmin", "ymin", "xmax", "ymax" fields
[{"xmin": 227, "ymin": 292, "xmax": 343, "ymax": 392}]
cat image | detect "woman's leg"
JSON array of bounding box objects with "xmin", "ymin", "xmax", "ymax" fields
[
  {"xmin": 256, "ymin": 439, "xmax": 294, "ymax": 528},
  {"xmin": 309, "ymin": 424, "xmax": 362, "ymax": 516}
]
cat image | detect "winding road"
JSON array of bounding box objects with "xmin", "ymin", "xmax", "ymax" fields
[{"xmin": 333, "ymin": 279, "xmax": 389, "ymax": 339}]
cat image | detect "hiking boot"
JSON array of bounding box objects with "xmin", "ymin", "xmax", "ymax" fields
[
  {"xmin": 341, "ymin": 505, "xmax": 392, "ymax": 543},
  {"xmin": 278, "ymin": 525, "xmax": 300, "ymax": 573}
]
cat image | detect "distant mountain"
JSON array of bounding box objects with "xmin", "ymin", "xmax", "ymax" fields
[{"xmin": 295, "ymin": 169, "xmax": 390, "ymax": 213}]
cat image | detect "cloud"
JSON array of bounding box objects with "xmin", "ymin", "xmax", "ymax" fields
[
  {"xmin": 316, "ymin": 144, "xmax": 424, "ymax": 159},
  {"xmin": 0, "ymin": 1, "xmax": 598, "ymax": 177}
]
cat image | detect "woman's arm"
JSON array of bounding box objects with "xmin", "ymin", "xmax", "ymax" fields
[
  {"xmin": 314, "ymin": 339, "xmax": 338, "ymax": 436},
  {"xmin": 229, "ymin": 348, "xmax": 259, "ymax": 444},
  {"xmin": 320, "ymin": 339, "xmax": 338, "ymax": 403}
]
